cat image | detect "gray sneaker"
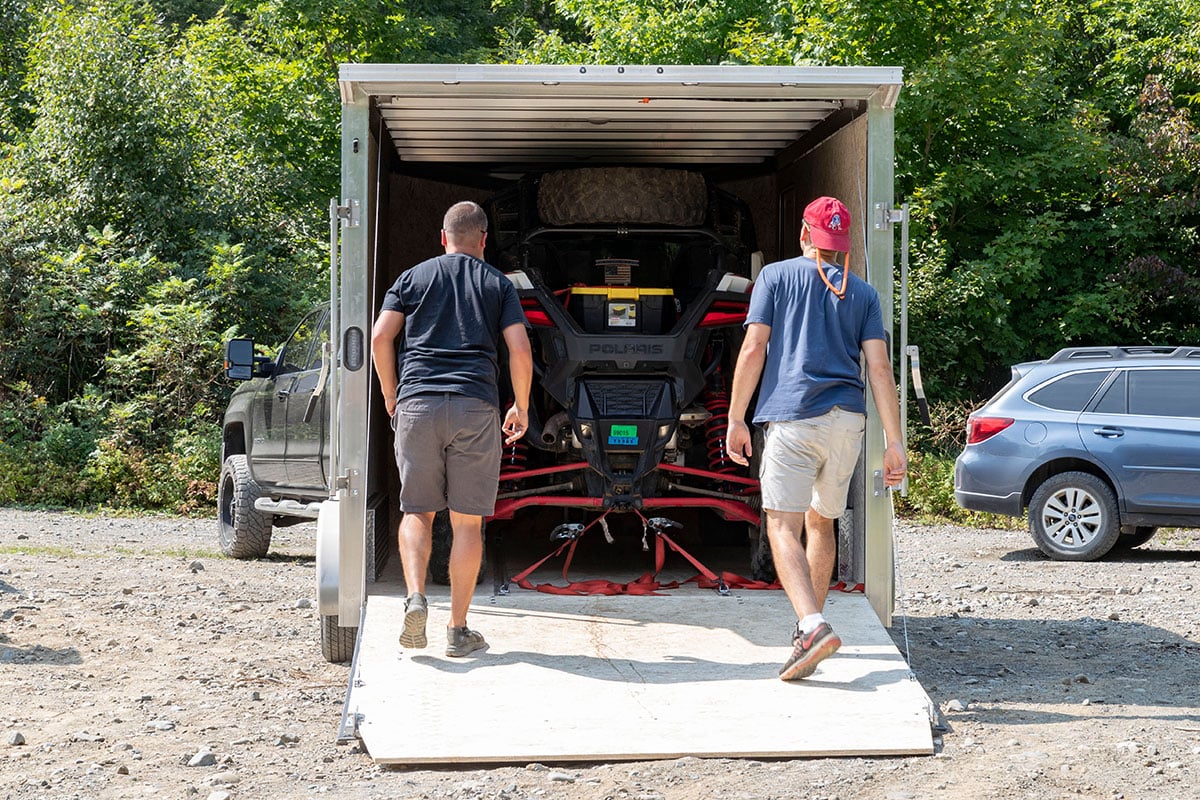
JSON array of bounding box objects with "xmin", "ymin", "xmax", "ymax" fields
[
  {"xmin": 446, "ymin": 625, "xmax": 487, "ymax": 657},
  {"xmin": 778, "ymin": 621, "xmax": 841, "ymax": 681},
  {"xmin": 399, "ymin": 593, "xmax": 427, "ymax": 649}
]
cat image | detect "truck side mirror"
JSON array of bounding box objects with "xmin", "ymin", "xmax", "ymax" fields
[{"xmin": 225, "ymin": 338, "xmax": 272, "ymax": 380}]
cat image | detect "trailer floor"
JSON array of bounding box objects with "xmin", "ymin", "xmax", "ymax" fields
[{"xmin": 344, "ymin": 568, "xmax": 934, "ymax": 764}]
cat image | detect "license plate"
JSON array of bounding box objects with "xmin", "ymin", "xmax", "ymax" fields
[{"xmin": 608, "ymin": 424, "xmax": 639, "ymax": 446}]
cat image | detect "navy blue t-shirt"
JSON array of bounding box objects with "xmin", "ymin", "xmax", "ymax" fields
[
  {"xmin": 746, "ymin": 256, "xmax": 886, "ymax": 422},
  {"xmin": 380, "ymin": 253, "xmax": 527, "ymax": 409}
]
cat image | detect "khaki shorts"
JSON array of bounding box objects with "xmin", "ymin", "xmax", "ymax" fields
[
  {"xmin": 759, "ymin": 406, "xmax": 865, "ymax": 517},
  {"xmin": 392, "ymin": 393, "xmax": 501, "ymax": 517}
]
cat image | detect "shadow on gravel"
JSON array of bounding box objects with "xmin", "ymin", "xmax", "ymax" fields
[
  {"xmin": 889, "ymin": 614, "xmax": 1200, "ymax": 717},
  {"xmin": 255, "ymin": 553, "xmax": 315, "ymax": 565},
  {"xmin": 999, "ymin": 546, "xmax": 1200, "ymax": 563},
  {"xmin": 0, "ymin": 641, "xmax": 82, "ymax": 666}
]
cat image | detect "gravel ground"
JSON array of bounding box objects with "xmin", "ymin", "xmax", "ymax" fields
[{"xmin": 1, "ymin": 507, "xmax": 1198, "ymax": 799}]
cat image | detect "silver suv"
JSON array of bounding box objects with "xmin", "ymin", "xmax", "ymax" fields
[{"xmin": 954, "ymin": 346, "xmax": 1200, "ymax": 560}]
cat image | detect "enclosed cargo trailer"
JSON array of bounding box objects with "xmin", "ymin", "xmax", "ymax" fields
[{"xmin": 316, "ymin": 64, "xmax": 929, "ymax": 761}]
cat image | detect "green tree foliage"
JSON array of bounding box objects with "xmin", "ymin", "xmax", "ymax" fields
[{"xmin": 1, "ymin": 0, "xmax": 1198, "ymax": 517}]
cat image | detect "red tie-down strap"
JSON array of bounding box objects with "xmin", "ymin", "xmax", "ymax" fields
[{"xmin": 508, "ymin": 510, "xmax": 787, "ymax": 595}]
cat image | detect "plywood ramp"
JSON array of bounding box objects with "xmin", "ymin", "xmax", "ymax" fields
[{"xmin": 345, "ymin": 586, "xmax": 934, "ymax": 764}]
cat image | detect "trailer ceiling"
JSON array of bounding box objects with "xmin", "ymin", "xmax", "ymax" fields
[{"xmin": 339, "ymin": 64, "xmax": 902, "ymax": 172}]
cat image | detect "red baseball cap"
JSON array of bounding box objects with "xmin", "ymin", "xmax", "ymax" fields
[{"xmin": 803, "ymin": 196, "xmax": 852, "ymax": 253}]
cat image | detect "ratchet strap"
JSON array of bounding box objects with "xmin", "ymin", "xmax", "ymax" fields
[{"xmin": 507, "ymin": 509, "xmax": 783, "ymax": 596}]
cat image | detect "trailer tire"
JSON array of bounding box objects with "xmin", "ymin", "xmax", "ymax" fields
[
  {"xmin": 217, "ymin": 454, "xmax": 273, "ymax": 558},
  {"xmin": 320, "ymin": 614, "xmax": 356, "ymax": 663},
  {"xmin": 428, "ymin": 511, "xmax": 488, "ymax": 586},
  {"xmin": 537, "ymin": 167, "xmax": 707, "ymax": 226}
]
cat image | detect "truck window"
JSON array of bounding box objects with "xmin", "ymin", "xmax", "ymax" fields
[{"xmin": 278, "ymin": 307, "xmax": 328, "ymax": 375}]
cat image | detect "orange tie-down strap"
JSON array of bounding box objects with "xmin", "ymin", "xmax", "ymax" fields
[{"xmin": 505, "ymin": 510, "xmax": 869, "ymax": 596}]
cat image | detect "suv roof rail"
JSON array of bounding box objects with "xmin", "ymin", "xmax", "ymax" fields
[{"xmin": 1047, "ymin": 345, "xmax": 1199, "ymax": 362}]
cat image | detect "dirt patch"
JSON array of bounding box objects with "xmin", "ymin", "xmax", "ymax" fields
[{"xmin": 1, "ymin": 508, "xmax": 1197, "ymax": 799}]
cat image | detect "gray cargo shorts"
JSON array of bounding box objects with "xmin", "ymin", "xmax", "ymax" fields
[{"xmin": 392, "ymin": 392, "xmax": 502, "ymax": 517}]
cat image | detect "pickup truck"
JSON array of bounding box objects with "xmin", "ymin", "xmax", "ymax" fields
[{"xmin": 218, "ymin": 304, "xmax": 332, "ymax": 559}]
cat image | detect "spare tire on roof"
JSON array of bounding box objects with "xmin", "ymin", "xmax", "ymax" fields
[{"xmin": 537, "ymin": 167, "xmax": 707, "ymax": 226}]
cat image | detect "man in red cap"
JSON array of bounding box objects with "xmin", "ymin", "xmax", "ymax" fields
[{"xmin": 726, "ymin": 195, "xmax": 907, "ymax": 680}]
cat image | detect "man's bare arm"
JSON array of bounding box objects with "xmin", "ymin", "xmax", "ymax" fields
[
  {"xmin": 370, "ymin": 309, "xmax": 406, "ymax": 417},
  {"xmin": 725, "ymin": 322, "xmax": 771, "ymax": 466},
  {"xmin": 862, "ymin": 337, "xmax": 908, "ymax": 487},
  {"xmin": 501, "ymin": 323, "xmax": 533, "ymax": 445}
]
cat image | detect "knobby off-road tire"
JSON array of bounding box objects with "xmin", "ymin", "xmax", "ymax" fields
[
  {"xmin": 537, "ymin": 167, "xmax": 707, "ymax": 226},
  {"xmin": 746, "ymin": 428, "xmax": 775, "ymax": 581},
  {"xmin": 1028, "ymin": 471, "xmax": 1121, "ymax": 561},
  {"xmin": 428, "ymin": 510, "xmax": 488, "ymax": 586},
  {"xmin": 217, "ymin": 454, "xmax": 273, "ymax": 559},
  {"xmin": 320, "ymin": 614, "xmax": 357, "ymax": 663}
]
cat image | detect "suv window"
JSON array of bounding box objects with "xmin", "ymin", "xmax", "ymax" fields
[
  {"xmin": 1128, "ymin": 369, "xmax": 1200, "ymax": 418},
  {"xmin": 1027, "ymin": 370, "xmax": 1110, "ymax": 411},
  {"xmin": 1092, "ymin": 371, "xmax": 1126, "ymax": 413}
]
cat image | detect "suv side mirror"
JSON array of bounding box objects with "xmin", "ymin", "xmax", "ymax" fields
[{"xmin": 224, "ymin": 338, "xmax": 273, "ymax": 380}]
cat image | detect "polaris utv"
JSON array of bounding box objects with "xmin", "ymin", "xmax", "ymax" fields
[{"xmin": 484, "ymin": 167, "xmax": 769, "ymax": 577}]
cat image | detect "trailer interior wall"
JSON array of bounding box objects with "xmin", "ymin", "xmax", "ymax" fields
[{"xmin": 360, "ymin": 110, "xmax": 880, "ymax": 597}]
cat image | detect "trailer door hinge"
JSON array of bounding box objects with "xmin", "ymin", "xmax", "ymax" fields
[
  {"xmin": 873, "ymin": 203, "xmax": 904, "ymax": 230},
  {"xmin": 334, "ymin": 469, "xmax": 360, "ymax": 497},
  {"xmin": 337, "ymin": 199, "xmax": 360, "ymax": 229}
]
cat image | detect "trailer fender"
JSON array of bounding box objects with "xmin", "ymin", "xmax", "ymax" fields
[{"xmin": 316, "ymin": 499, "xmax": 340, "ymax": 616}]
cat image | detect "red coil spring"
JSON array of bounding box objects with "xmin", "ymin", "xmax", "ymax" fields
[
  {"xmin": 703, "ymin": 373, "xmax": 737, "ymax": 475},
  {"xmin": 500, "ymin": 439, "xmax": 528, "ymax": 479}
]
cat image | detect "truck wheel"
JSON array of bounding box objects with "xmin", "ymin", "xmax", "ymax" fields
[
  {"xmin": 320, "ymin": 614, "xmax": 356, "ymax": 663},
  {"xmin": 1028, "ymin": 471, "xmax": 1120, "ymax": 561},
  {"xmin": 217, "ymin": 454, "xmax": 273, "ymax": 558},
  {"xmin": 537, "ymin": 167, "xmax": 707, "ymax": 226},
  {"xmin": 428, "ymin": 511, "xmax": 487, "ymax": 586}
]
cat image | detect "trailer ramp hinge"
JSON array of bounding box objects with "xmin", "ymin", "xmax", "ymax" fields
[
  {"xmin": 337, "ymin": 199, "xmax": 360, "ymax": 229},
  {"xmin": 873, "ymin": 203, "xmax": 904, "ymax": 230}
]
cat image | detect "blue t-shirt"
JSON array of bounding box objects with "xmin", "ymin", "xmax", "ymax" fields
[
  {"xmin": 380, "ymin": 253, "xmax": 527, "ymax": 408},
  {"xmin": 746, "ymin": 256, "xmax": 886, "ymax": 423}
]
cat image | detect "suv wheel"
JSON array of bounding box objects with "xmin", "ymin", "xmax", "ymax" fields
[
  {"xmin": 1028, "ymin": 471, "xmax": 1120, "ymax": 561},
  {"xmin": 217, "ymin": 454, "xmax": 273, "ymax": 558}
]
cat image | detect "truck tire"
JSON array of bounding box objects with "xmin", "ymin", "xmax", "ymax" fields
[
  {"xmin": 217, "ymin": 454, "xmax": 273, "ymax": 558},
  {"xmin": 537, "ymin": 167, "xmax": 707, "ymax": 226},
  {"xmin": 428, "ymin": 511, "xmax": 487, "ymax": 586},
  {"xmin": 320, "ymin": 614, "xmax": 356, "ymax": 663}
]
